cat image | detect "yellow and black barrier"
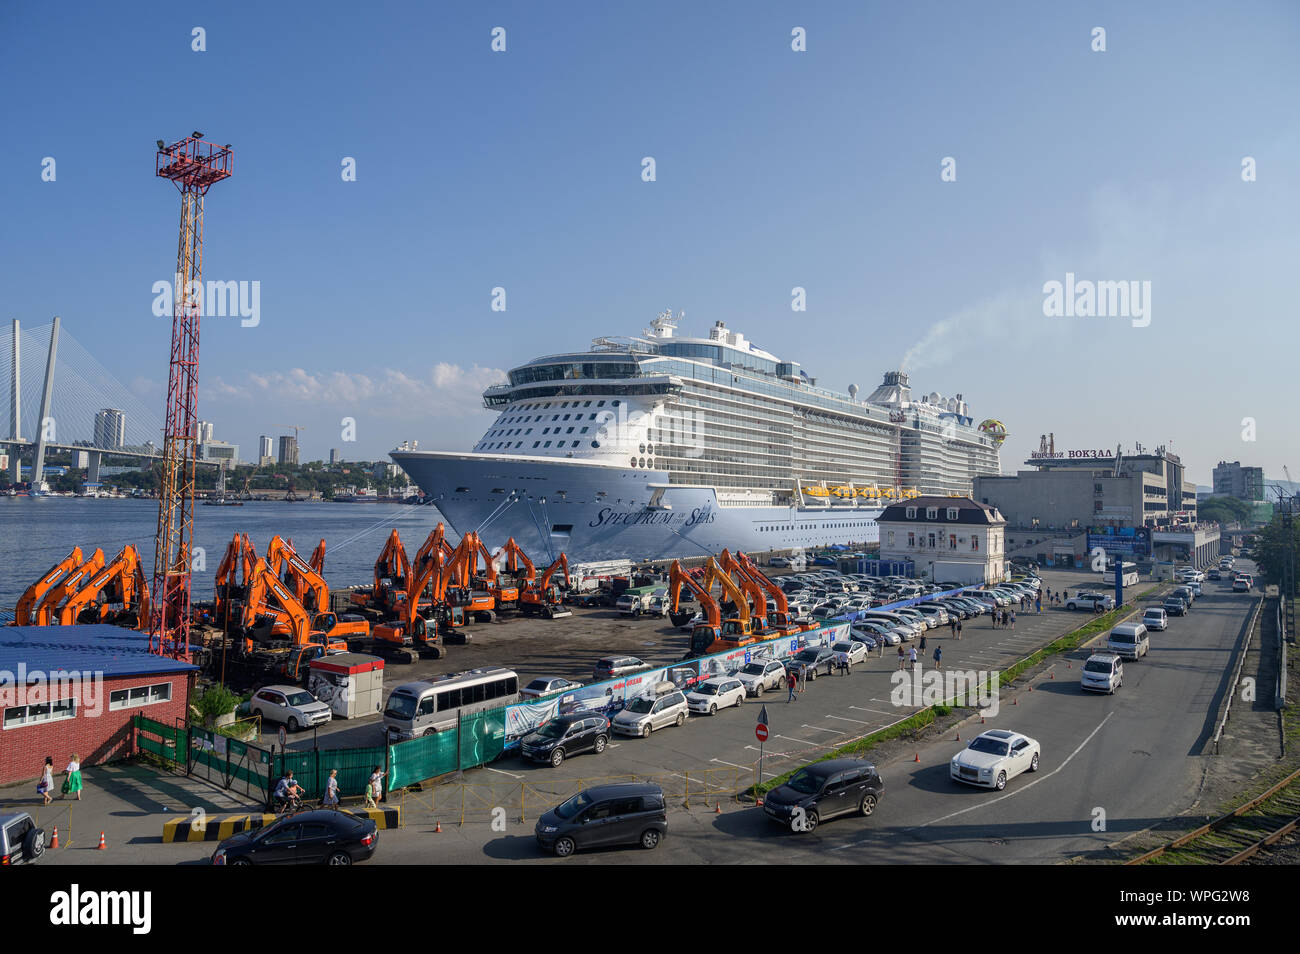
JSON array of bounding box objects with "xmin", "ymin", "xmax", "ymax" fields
[{"xmin": 163, "ymin": 805, "xmax": 400, "ymax": 842}]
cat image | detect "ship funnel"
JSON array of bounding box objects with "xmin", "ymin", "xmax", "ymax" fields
[{"xmin": 848, "ymin": 383, "xmax": 859, "ymax": 400}]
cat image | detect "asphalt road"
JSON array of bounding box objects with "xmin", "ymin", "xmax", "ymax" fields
[{"xmin": 349, "ymin": 565, "xmax": 1257, "ymax": 864}]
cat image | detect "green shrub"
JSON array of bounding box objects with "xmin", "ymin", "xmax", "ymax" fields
[{"xmin": 194, "ymin": 684, "xmax": 241, "ymax": 722}]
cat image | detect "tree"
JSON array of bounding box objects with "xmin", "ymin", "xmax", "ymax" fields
[
  {"xmin": 1198, "ymin": 496, "xmax": 1253, "ymax": 527},
  {"xmin": 1252, "ymin": 513, "xmax": 1300, "ymax": 596}
]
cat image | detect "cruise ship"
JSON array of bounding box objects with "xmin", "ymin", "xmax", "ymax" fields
[{"xmin": 391, "ymin": 312, "xmax": 1005, "ymax": 564}]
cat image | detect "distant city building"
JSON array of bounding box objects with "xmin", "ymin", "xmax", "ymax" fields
[
  {"xmin": 259, "ymin": 435, "xmax": 274, "ymax": 460},
  {"xmin": 329, "ymin": 448, "xmax": 341, "ymax": 465},
  {"xmin": 1212, "ymin": 461, "xmax": 1264, "ymax": 501},
  {"xmin": 199, "ymin": 440, "xmax": 239, "ymax": 465},
  {"xmin": 94, "ymin": 408, "xmax": 126, "ymax": 449},
  {"xmin": 278, "ymin": 435, "xmax": 299, "ymax": 466},
  {"xmin": 196, "ymin": 420, "xmax": 215, "ymax": 444},
  {"xmin": 74, "ymin": 450, "xmax": 90, "ymax": 468},
  {"xmin": 0, "ymin": 452, "xmax": 8, "ymax": 471}
]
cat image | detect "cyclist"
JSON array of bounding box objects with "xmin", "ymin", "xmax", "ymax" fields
[{"xmin": 274, "ymin": 770, "xmax": 303, "ymax": 811}]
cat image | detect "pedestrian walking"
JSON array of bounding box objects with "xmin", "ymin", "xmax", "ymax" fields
[
  {"xmin": 63, "ymin": 754, "xmax": 82, "ymax": 801},
  {"xmin": 1010, "ymin": 610, "xmax": 1016, "ymax": 630},
  {"xmin": 38, "ymin": 756, "xmax": 54, "ymax": 806},
  {"xmin": 949, "ymin": 618, "xmax": 956, "ymax": 637},
  {"xmin": 908, "ymin": 645, "xmax": 918, "ymax": 671},
  {"xmin": 920, "ymin": 632, "xmax": 928, "ymax": 652},
  {"xmin": 787, "ymin": 669, "xmax": 798, "ymax": 702},
  {"xmin": 323, "ymin": 768, "xmax": 340, "ymax": 809},
  {"xmin": 365, "ymin": 766, "xmax": 383, "ymax": 808},
  {"xmin": 1036, "ymin": 596, "xmax": 1042, "ymax": 614},
  {"xmin": 957, "ymin": 619, "xmax": 963, "ymax": 640},
  {"xmin": 897, "ymin": 645, "xmax": 906, "ymax": 671},
  {"xmin": 934, "ymin": 645, "xmax": 943, "ymax": 670}
]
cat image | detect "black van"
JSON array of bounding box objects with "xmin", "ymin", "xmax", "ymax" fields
[{"xmin": 534, "ymin": 783, "xmax": 667, "ymax": 857}]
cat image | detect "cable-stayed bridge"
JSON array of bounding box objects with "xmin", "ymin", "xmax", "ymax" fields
[{"xmin": 2, "ymin": 318, "xmax": 216, "ymax": 487}]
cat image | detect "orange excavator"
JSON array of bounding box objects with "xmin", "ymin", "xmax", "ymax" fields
[
  {"xmin": 235, "ymin": 557, "xmax": 352, "ymax": 681},
  {"xmin": 700, "ymin": 555, "xmax": 760, "ymax": 649},
  {"xmin": 514, "ymin": 547, "xmax": 573, "ymax": 619},
  {"xmin": 735, "ymin": 551, "xmax": 813, "ymax": 634},
  {"xmin": 475, "ymin": 535, "xmax": 518, "ymax": 611},
  {"xmin": 715, "ymin": 549, "xmax": 772, "ymax": 634},
  {"xmin": 411, "ymin": 523, "xmax": 456, "ymax": 611},
  {"xmin": 34, "ymin": 548, "xmax": 105, "ymax": 626},
  {"xmin": 371, "ymin": 548, "xmax": 457, "ymax": 662},
  {"xmin": 56, "ymin": 545, "xmax": 150, "ymax": 628},
  {"xmin": 308, "ymin": 539, "xmax": 326, "ymax": 576},
  {"xmin": 444, "ymin": 531, "xmax": 497, "ymax": 625},
  {"xmin": 668, "ymin": 559, "xmax": 728, "ymax": 657},
  {"xmin": 350, "ymin": 529, "xmax": 410, "ymax": 620},
  {"xmin": 252, "ymin": 536, "xmax": 370, "ymax": 646},
  {"xmin": 14, "ymin": 547, "xmax": 83, "ymax": 625}
]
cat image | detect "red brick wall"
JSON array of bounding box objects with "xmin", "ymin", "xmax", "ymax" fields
[{"xmin": 0, "ymin": 672, "xmax": 192, "ymax": 786}]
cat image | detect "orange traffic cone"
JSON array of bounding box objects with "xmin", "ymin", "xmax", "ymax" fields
[
  {"xmin": 433, "ymin": 820, "xmax": 442, "ymax": 833},
  {"xmin": 97, "ymin": 831, "xmax": 106, "ymax": 850},
  {"xmin": 1028, "ymin": 685, "xmax": 1033, "ymax": 692},
  {"xmin": 955, "ymin": 732, "xmax": 960, "ymax": 741},
  {"xmin": 981, "ymin": 716, "xmax": 986, "ymax": 724},
  {"xmin": 714, "ymin": 802, "xmax": 722, "ymax": 814},
  {"xmin": 50, "ymin": 827, "xmax": 58, "ymax": 849},
  {"xmin": 913, "ymin": 752, "xmax": 920, "ymax": 762},
  {"xmin": 756, "ymin": 797, "xmax": 764, "ymax": 807},
  {"xmin": 1050, "ymin": 672, "xmax": 1055, "ymax": 679},
  {"xmin": 1012, "ymin": 697, "xmax": 1018, "ymax": 705}
]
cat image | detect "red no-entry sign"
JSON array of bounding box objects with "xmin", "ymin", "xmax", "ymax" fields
[{"xmin": 755, "ymin": 723, "xmax": 769, "ymax": 742}]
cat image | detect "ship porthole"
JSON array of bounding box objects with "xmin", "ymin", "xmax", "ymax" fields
[
  {"xmin": 630, "ymin": 457, "xmax": 637, "ymax": 467},
  {"xmin": 639, "ymin": 458, "xmax": 645, "ymax": 468}
]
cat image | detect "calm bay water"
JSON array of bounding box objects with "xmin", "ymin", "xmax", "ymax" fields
[{"xmin": 0, "ymin": 497, "xmax": 448, "ymax": 612}]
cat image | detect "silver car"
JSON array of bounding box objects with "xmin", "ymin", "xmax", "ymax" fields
[
  {"xmin": 686, "ymin": 677, "xmax": 747, "ymax": 715},
  {"xmin": 612, "ymin": 687, "xmax": 689, "ymax": 737},
  {"xmin": 735, "ymin": 659, "xmax": 788, "ymax": 696},
  {"xmin": 250, "ymin": 685, "xmax": 332, "ymax": 731}
]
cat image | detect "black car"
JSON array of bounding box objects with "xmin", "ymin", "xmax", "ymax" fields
[
  {"xmin": 535, "ymin": 783, "xmax": 667, "ymax": 857},
  {"xmin": 520, "ymin": 714, "xmax": 611, "ymax": 767},
  {"xmin": 763, "ymin": 758, "xmax": 883, "ymax": 833},
  {"xmin": 1163, "ymin": 597, "xmax": 1188, "ymax": 616},
  {"xmin": 211, "ymin": 809, "xmax": 378, "ymax": 865},
  {"xmin": 785, "ymin": 647, "xmax": 834, "ymax": 681}
]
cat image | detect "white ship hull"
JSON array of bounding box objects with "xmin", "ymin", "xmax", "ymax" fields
[{"xmin": 392, "ymin": 450, "xmax": 881, "ymax": 563}]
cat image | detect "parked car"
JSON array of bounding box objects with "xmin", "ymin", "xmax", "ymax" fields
[
  {"xmin": 950, "ymin": 730, "xmax": 1041, "ymax": 790},
  {"xmin": 520, "ymin": 714, "xmax": 611, "ymax": 766},
  {"xmin": 0, "ymin": 812, "xmax": 45, "ymax": 865},
  {"xmin": 735, "ymin": 659, "xmax": 788, "ymax": 696},
  {"xmin": 535, "ymin": 783, "xmax": 667, "ymax": 857},
  {"xmin": 593, "ymin": 656, "xmax": 650, "ymax": 681},
  {"xmin": 1080, "ymin": 652, "xmax": 1124, "ymax": 694},
  {"xmin": 612, "ymin": 684, "xmax": 688, "ymax": 737},
  {"xmin": 762, "ymin": 759, "xmax": 883, "ymax": 833},
  {"xmin": 1107, "ymin": 622, "xmax": 1149, "ymax": 660},
  {"xmin": 785, "ymin": 646, "xmax": 835, "ymax": 681},
  {"xmin": 1065, "ymin": 593, "xmax": 1114, "ymax": 612},
  {"xmin": 211, "ymin": 809, "xmax": 378, "ymax": 865},
  {"xmin": 686, "ymin": 676, "xmax": 747, "ymax": 715},
  {"xmin": 250, "ymin": 685, "xmax": 332, "ymax": 731},
  {"xmin": 1141, "ymin": 607, "xmax": 1168, "ymax": 631},
  {"xmin": 520, "ymin": 677, "xmax": 584, "ymax": 700},
  {"xmin": 1207, "ymin": 569, "xmax": 1222, "ymax": 581},
  {"xmin": 831, "ymin": 640, "xmax": 869, "ymax": 667},
  {"xmin": 769, "ymin": 557, "xmax": 792, "ymax": 568},
  {"xmin": 1164, "ymin": 596, "xmax": 1189, "ymax": 616},
  {"xmin": 1232, "ymin": 577, "xmax": 1251, "ymax": 592}
]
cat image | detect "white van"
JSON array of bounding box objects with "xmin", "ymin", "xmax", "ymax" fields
[{"xmin": 1106, "ymin": 622, "xmax": 1149, "ymax": 660}]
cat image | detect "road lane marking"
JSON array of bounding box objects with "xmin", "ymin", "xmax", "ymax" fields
[
  {"xmin": 850, "ymin": 705, "xmax": 896, "ymax": 716},
  {"xmin": 710, "ymin": 758, "xmax": 753, "ymax": 770},
  {"xmin": 825, "ymin": 714, "xmax": 870, "ymax": 725},
  {"xmin": 801, "ymin": 724, "xmax": 843, "ymax": 734},
  {"xmin": 487, "ymin": 767, "xmax": 524, "ymax": 779}
]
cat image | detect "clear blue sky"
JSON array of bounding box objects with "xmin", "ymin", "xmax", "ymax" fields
[{"xmin": 3, "ymin": 1, "xmax": 1298, "ymax": 482}]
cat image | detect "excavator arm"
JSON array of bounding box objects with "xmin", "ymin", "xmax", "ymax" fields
[
  {"xmin": 720, "ymin": 550, "xmax": 770, "ymax": 631},
  {"xmin": 275, "ymin": 538, "xmax": 330, "ymax": 613},
  {"xmin": 35, "ymin": 549, "xmax": 105, "ymax": 625},
  {"xmin": 15, "ymin": 547, "xmax": 82, "ymax": 626},
  {"xmin": 499, "ymin": 537, "xmax": 536, "ymax": 581},
  {"xmin": 668, "ymin": 560, "xmax": 726, "ymax": 657},
  {"xmin": 57, "ymin": 545, "xmax": 147, "ymax": 627},
  {"xmin": 704, "ymin": 556, "xmax": 753, "ymax": 641},
  {"xmin": 736, "ymin": 551, "xmax": 800, "ymax": 631},
  {"xmin": 539, "ymin": 553, "xmax": 569, "ymax": 591},
  {"xmin": 308, "ymin": 539, "xmax": 326, "ymax": 575}
]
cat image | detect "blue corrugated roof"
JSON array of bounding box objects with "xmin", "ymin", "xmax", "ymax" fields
[{"xmin": 0, "ymin": 625, "xmax": 199, "ymax": 677}]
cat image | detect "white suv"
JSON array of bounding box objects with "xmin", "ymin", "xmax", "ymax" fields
[
  {"xmin": 686, "ymin": 676, "xmax": 747, "ymax": 715},
  {"xmin": 734, "ymin": 659, "xmax": 787, "ymax": 696},
  {"xmin": 250, "ymin": 685, "xmax": 332, "ymax": 731}
]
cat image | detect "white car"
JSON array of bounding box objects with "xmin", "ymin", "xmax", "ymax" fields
[
  {"xmin": 686, "ymin": 676, "xmax": 747, "ymax": 715},
  {"xmin": 950, "ymin": 729, "xmax": 1041, "ymax": 790},
  {"xmin": 250, "ymin": 685, "xmax": 332, "ymax": 731},
  {"xmin": 734, "ymin": 659, "xmax": 788, "ymax": 696},
  {"xmin": 852, "ymin": 623, "xmax": 900, "ymax": 646},
  {"xmin": 830, "ymin": 640, "xmax": 869, "ymax": 666},
  {"xmin": 520, "ymin": 677, "xmax": 585, "ymax": 700},
  {"xmin": 1141, "ymin": 608, "xmax": 1168, "ymax": 631},
  {"xmin": 1065, "ymin": 593, "xmax": 1114, "ymax": 611}
]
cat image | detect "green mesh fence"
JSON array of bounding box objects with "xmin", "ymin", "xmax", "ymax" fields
[
  {"xmin": 459, "ymin": 707, "xmax": 506, "ymax": 768},
  {"xmin": 387, "ymin": 706, "xmax": 508, "ymax": 790},
  {"xmin": 274, "ymin": 746, "xmax": 387, "ymax": 800},
  {"xmin": 134, "ymin": 715, "xmax": 185, "ymax": 767}
]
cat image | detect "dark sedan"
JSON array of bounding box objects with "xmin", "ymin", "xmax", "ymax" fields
[
  {"xmin": 785, "ymin": 647, "xmax": 834, "ymax": 681},
  {"xmin": 1163, "ymin": 597, "xmax": 1188, "ymax": 617},
  {"xmin": 763, "ymin": 758, "xmax": 883, "ymax": 833},
  {"xmin": 211, "ymin": 810, "xmax": 378, "ymax": 865}
]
